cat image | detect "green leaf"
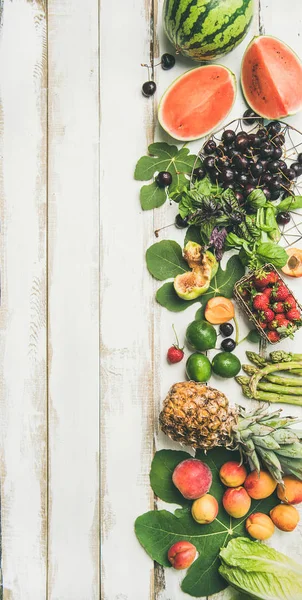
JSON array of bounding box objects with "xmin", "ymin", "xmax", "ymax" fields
[
  {"xmin": 156, "ymin": 282, "xmax": 200, "ymax": 312},
  {"xmin": 146, "ymin": 240, "xmax": 188, "ymax": 281},
  {"xmin": 276, "ymin": 195, "xmax": 302, "ymax": 212},
  {"xmin": 256, "ymin": 242, "xmax": 288, "ymax": 268},
  {"xmin": 246, "ymin": 330, "xmax": 262, "ymax": 343},
  {"xmin": 184, "ymin": 226, "xmax": 203, "ymax": 246},
  {"xmin": 140, "ymin": 182, "xmax": 166, "ymax": 210},
  {"xmin": 219, "ymin": 537, "xmax": 302, "ymax": 600},
  {"xmin": 150, "ymin": 449, "xmax": 191, "ymax": 506},
  {"xmin": 135, "ymin": 448, "xmax": 277, "ymax": 598},
  {"xmin": 134, "ymin": 142, "xmax": 200, "ymax": 182}
]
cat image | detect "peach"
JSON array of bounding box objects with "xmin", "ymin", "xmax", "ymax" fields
[
  {"xmin": 191, "ymin": 494, "xmax": 219, "ymax": 524},
  {"xmin": 222, "ymin": 487, "xmax": 251, "ymax": 518},
  {"xmin": 219, "ymin": 461, "xmax": 247, "ymax": 487},
  {"xmin": 244, "ymin": 470, "xmax": 277, "ymax": 500},
  {"xmin": 172, "ymin": 458, "xmax": 212, "ymax": 500},
  {"xmin": 245, "ymin": 512, "xmax": 275, "ymax": 540},
  {"xmin": 167, "ymin": 541, "xmax": 197, "ymax": 570},
  {"xmin": 270, "ymin": 504, "xmax": 300, "ymax": 532},
  {"xmin": 277, "ymin": 476, "xmax": 302, "ymax": 505}
]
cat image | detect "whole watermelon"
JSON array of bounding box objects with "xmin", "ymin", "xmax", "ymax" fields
[{"xmin": 163, "ymin": 0, "xmax": 254, "ymax": 61}]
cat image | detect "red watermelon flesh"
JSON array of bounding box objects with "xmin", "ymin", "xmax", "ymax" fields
[
  {"xmin": 241, "ymin": 36, "xmax": 302, "ymax": 119},
  {"xmin": 158, "ymin": 65, "xmax": 236, "ymax": 141}
]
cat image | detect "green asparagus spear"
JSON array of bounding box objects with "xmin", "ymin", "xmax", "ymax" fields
[
  {"xmin": 249, "ymin": 361, "xmax": 302, "ymax": 396},
  {"xmin": 270, "ymin": 351, "xmax": 302, "ymax": 363},
  {"xmin": 242, "ymin": 385, "xmax": 302, "ymax": 406},
  {"xmin": 245, "ymin": 351, "xmax": 268, "ymax": 367},
  {"xmin": 257, "ymin": 381, "xmax": 302, "ymax": 396},
  {"xmin": 242, "ymin": 365, "xmax": 302, "ymax": 387}
]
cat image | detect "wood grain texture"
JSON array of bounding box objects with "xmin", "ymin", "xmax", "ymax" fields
[
  {"xmin": 0, "ymin": 1, "xmax": 47, "ymax": 598},
  {"xmin": 47, "ymin": 1, "xmax": 100, "ymax": 598}
]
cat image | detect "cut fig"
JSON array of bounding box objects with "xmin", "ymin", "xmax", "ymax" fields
[{"xmin": 174, "ymin": 242, "xmax": 217, "ymax": 300}]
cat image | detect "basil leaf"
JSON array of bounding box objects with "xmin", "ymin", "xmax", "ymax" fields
[
  {"xmin": 246, "ymin": 330, "xmax": 262, "ymax": 343},
  {"xmin": 247, "ymin": 189, "xmax": 267, "ymax": 208},
  {"xmin": 184, "ymin": 226, "xmax": 203, "ymax": 246},
  {"xmin": 277, "ymin": 195, "xmax": 302, "ymax": 212},
  {"xmin": 256, "ymin": 242, "xmax": 288, "ymax": 268}
]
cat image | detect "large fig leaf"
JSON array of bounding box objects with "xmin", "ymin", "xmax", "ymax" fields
[
  {"xmin": 135, "ymin": 448, "xmax": 278, "ymax": 598},
  {"xmin": 146, "ymin": 240, "xmax": 188, "ymax": 280}
]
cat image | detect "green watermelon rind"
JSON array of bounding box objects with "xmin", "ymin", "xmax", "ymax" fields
[
  {"xmin": 163, "ymin": 0, "xmax": 254, "ymax": 62},
  {"xmin": 158, "ymin": 65, "xmax": 237, "ymax": 142},
  {"xmin": 241, "ymin": 35, "xmax": 302, "ymax": 120}
]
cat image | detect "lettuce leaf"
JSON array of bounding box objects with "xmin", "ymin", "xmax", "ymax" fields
[{"xmin": 219, "ymin": 537, "xmax": 302, "ymax": 600}]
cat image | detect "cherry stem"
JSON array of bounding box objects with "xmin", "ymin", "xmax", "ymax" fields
[
  {"xmin": 233, "ymin": 315, "xmax": 240, "ymax": 345},
  {"xmin": 154, "ymin": 223, "xmax": 174, "ymax": 237},
  {"xmin": 172, "ymin": 324, "xmax": 181, "ymax": 349}
]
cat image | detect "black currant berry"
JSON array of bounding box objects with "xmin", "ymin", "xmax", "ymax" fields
[
  {"xmin": 209, "ymin": 168, "xmax": 220, "ymax": 181},
  {"xmin": 261, "ymin": 172, "xmax": 273, "ymax": 185},
  {"xmin": 291, "ymin": 162, "xmax": 302, "ymax": 177},
  {"xmin": 245, "ymin": 183, "xmax": 256, "ymax": 196},
  {"xmin": 283, "ymin": 167, "xmax": 296, "ymax": 181},
  {"xmin": 243, "ymin": 108, "xmax": 260, "ymax": 125},
  {"xmin": 222, "ymin": 129, "xmax": 236, "ymax": 145},
  {"xmin": 233, "ymin": 155, "xmax": 248, "ymax": 171},
  {"xmin": 270, "ymin": 190, "xmax": 281, "ymax": 200},
  {"xmin": 222, "ymin": 168, "xmax": 235, "ymax": 183},
  {"xmin": 237, "ymin": 173, "xmax": 249, "ymax": 186},
  {"xmin": 260, "ymin": 142, "xmax": 274, "ymax": 158},
  {"xmin": 219, "ymin": 322, "xmax": 234, "ymax": 337},
  {"xmin": 267, "ymin": 160, "xmax": 280, "ymax": 173},
  {"xmin": 276, "ymin": 211, "xmax": 291, "ymax": 225},
  {"xmin": 235, "ymin": 132, "xmax": 249, "ymax": 151},
  {"xmin": 156, "ymin": 171, "xmax": 172, "ymax": 187},
  {"xmin": 215, "ymin": 145, "xmax": 225, "ymax": 158},
  {"xmin": 250, "ymin": 162, "xmax": 263, "ymax": 177},
  {"xmin": 193, "ymin": 166, "xmax": 206, "ymax": 180},
  {"xmin": 175, "ymin": 214, "xmax": 188, "ymax": 228},
  {"xmin": 221, "ymin": 338, "xmax": 236, "ymax": 352},
  {"xmin": 161, "ymin": 53, "xmax": 175, "ymax": 70},
  {"xmin": 274, "ymin": 134, "xmax": 285, "ymax": 146},
  {"xmin": 204, "ymin": 140, "xmax": 217, "ymax": 154},
  {"xmin": 266, "ymin": 121, "xmax": 282, "ymax": 136},
  {"xmin": 204, "ymin": 156, "xmax": 216, "ymax": 170},
  {"xmin": 142, "ymin": 81, "xmax": 156, "ymax": 97},
  {"xmin": 272, "ymin": 146, "xmax": 282, "ymax": 160}
]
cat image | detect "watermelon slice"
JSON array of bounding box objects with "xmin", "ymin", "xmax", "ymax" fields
[
  {"xmin": 241, "ymin": 36, "xmax": 302, "ymax": 120},
  {"xmin": 158, "ymin": 65, "xmax": 236, "ymax": 141}
]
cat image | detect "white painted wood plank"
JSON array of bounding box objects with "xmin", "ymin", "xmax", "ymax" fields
[
  {"xmin": 47, "ymin": 1, "xmax": 100, "ymax": 598},
  {"xmin": 100, "ymin": 0, "xmax": 157, "ymax": 598},
  {"xmin": 0, "ymin": 1, "xmax": 47, "ymax": 598}
]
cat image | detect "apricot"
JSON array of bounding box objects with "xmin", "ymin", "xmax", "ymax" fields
[
  {"xmin": 168, "ymin": 541, "xmax": 197, "ymax": 570},
  {"xmin": 277, "ymin": 475, "xmax": 302, "ymax": 505},
  {"xmin": 244, "ymin": 470, "xmax": 277, "ymax": 500},
  {"xmin": 281, "ymin": 248, "xmax": 302, "ymax": 277},
  {"xmin": 172, "ymin": 458, "xmax": 212, "ymax": 500},
  {"xmin": 191, "ymin": 494, "xmax": 218, "ymax": 525},
  {"xmin": 205, "ymin": 297, "xmax": 235, "ymax": 325},
  {"xmin": 270, "ymin": 504, "xmax": 300, "ymax": 532},
  {"xmin": 222, "ymin": 487, "xmax": 251, "ymax": 518},
  {"xmin": 219, "ymin": 461, "xmax": 247, "ymax": 487},
  {"xmin": 245, "ymin": 512, "xmax": 275, "ymax": 540}
]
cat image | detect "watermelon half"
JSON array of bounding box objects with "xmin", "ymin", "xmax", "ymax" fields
[
  {"xmin": 158, "ymin": 65, "xmax": 236, "ymax": 141},
  {"xmin": 241, "ymin": 35, "xmax": 302, "ymax": 119}
]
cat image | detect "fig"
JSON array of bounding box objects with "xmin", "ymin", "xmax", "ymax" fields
[{"xmin": 174, "ymin": 242, "xmax": 217, "ymax": 300}]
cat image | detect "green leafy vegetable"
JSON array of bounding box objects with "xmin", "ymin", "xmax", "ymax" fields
[
  {"xmin": 219, "ymin": 537, "xmax": 302, "ymax": 600},
  {"xmin": 247, "ymin": 189, "xmax": 267, "ymax": 208},
  {"xmin": 134, "ymin": 142, "xmax": 201, "ymax": 210},
  {"xmin": 256, "ymin": 242, "xmax": 288, "ymax": 268},
  {"xmin": 156, "ymin": 255, "xmax": 244, "ymax": 312},
  {"xmin": 246, "ymin": 330, "xmax": 262, "ymax": 344},
  {"xmin": 184, "ymin": 225, "xmax": 203, "ymax": 246},
  {"xmin": 135, "ymin": 448, "xmax": 277, "ymax": 599},
  {"xmin": 146, "ymin": 240, "xmax": 188, "ymax": 281},
  {"xmin": 276, "ymin": 195, "xmax": 302, "ymax": 213}
]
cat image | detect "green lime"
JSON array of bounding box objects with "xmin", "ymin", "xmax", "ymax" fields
[
  {"xmin": 186, "ymin": 353, "xmax": 212, "ymax": 382},
  {"xmin": 212, "ymin": 352, "xmax": 241, "ymax": 378},
  {"xmin": 186, "ymin": 320, "xmax": 217, "ymax": 352}
]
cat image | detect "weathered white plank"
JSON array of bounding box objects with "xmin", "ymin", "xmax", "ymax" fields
[
  {"xmin": 0, "ymin": 1, "xmax": 47, "ymax": 598},
  {"xmin": 100, "ymin": 0, "xmax": 157, "ymax": 598},
  {"xmin": 47, "ymin": 1, "xmax": 100, "ymax": 598}
]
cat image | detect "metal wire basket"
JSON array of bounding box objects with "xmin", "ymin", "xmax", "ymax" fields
[
  {"xmin": 234, "ymin": 263, "xmax": 302, "ymax": 344},
  {"xmin": 192, "ymin": 117, "xmax": 302, "ymax": 247}
]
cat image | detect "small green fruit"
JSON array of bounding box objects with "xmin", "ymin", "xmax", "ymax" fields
[
  {"xmin": 186, "ymin": 353, "xmax": 212, "ymax": 382},
  {"xmin": 186, "ymin": 320, "xmax": 217, "ymax": 351},
  {"xmin": 212, "ymin": 352, "xmax": 241, "ymax": 378}
]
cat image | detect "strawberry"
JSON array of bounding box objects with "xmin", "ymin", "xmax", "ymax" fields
[
  {"xmin": 263, "ymin": 287, "xmax": 273, "ymax": 300},
  {"xmin": 167, "ymin": 346, "xmax": 184, "ymax": 364},
  {"xmin": 260, "ymin": 308, "xmax": 275, "ymax": 322},
  {"xmin": 272, "ymin": 302, "xmax": 285, "ymax": 314},
  {"xmin": 167, "ymin": 325, "xmax": 184, "ymax": 364},
  {"xmin": 275, "ymin": 314, "xmax": 290, "ymax": 328},
  {"xmin": 267, "ymin": 330, "xmax": 281, "ymax": 343},
  {"xmin": 253, "ymin": 270, "xmax": 278, "ymax": 289},
  {"xmin": 268, "ymin": 320, "xmax": 278, "ymax": 330},
  {"xmin": 253, "ymin": 293, "xmax": 270, "ymax": 311},
  {"xmin": 272, "ymin": 282, "xmax": 289, "ymax": 302},
  {"xmin": 259, "ymin": 321, "xmax": 267, "ymax": 330},
  {"xmin": 286, "ymin": 308, "xmax": 302, "ymax": 322},
  {"xmin": 284, "ymin": 295, "xmax": 297, "ymax": 311}
]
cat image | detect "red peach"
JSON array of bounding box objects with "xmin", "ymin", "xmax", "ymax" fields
[
  {"xmin": 167, "ymin": 541, "xmax": 197, "ymax": 570},
  {"xmin": 244, "ymin": 470, "xmax": 277, "ymax": 500},
  {"xmin": 246, "ymin": 512, "xmax": 275, "ymax": 540},
  {"xmin": 277, "ymin": 476, "xmax": 302, "ymax": 505},
  {"xmin": 270, "ymin": 504, "xmax": 300, "ymax": 532},
  {"xmin": 223, "ymin": 486, "xmax": 251, "ymax": 518},
  {"xmin": 219, "ymin": 461, "xmax": 247, "ymax": 487},
  {"xmin": 172, "ymin": 458, "xmax": 212, "ymax": 500},
  {"xmin": 191, "ymin": 494, "xmax": 218, "ymax": 524}
]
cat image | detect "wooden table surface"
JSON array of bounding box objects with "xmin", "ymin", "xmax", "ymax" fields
[{"xmin": 0, "ymin": 0, "xmax": 301, "ymax": 598}]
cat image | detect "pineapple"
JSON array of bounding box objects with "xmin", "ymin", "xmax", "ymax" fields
[{"xmin": 159, "ymin": 381, "xmax": 302, "ymax": 484}]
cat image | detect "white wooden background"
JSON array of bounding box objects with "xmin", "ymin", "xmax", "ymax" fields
[{"xmin": 0, "ymin": 0, "xmax": 301, "ymax": 599}]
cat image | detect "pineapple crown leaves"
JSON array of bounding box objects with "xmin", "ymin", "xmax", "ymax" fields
[{"xmin": 135, "ymin": 447, "xmax": 277, "ymax": 599}]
